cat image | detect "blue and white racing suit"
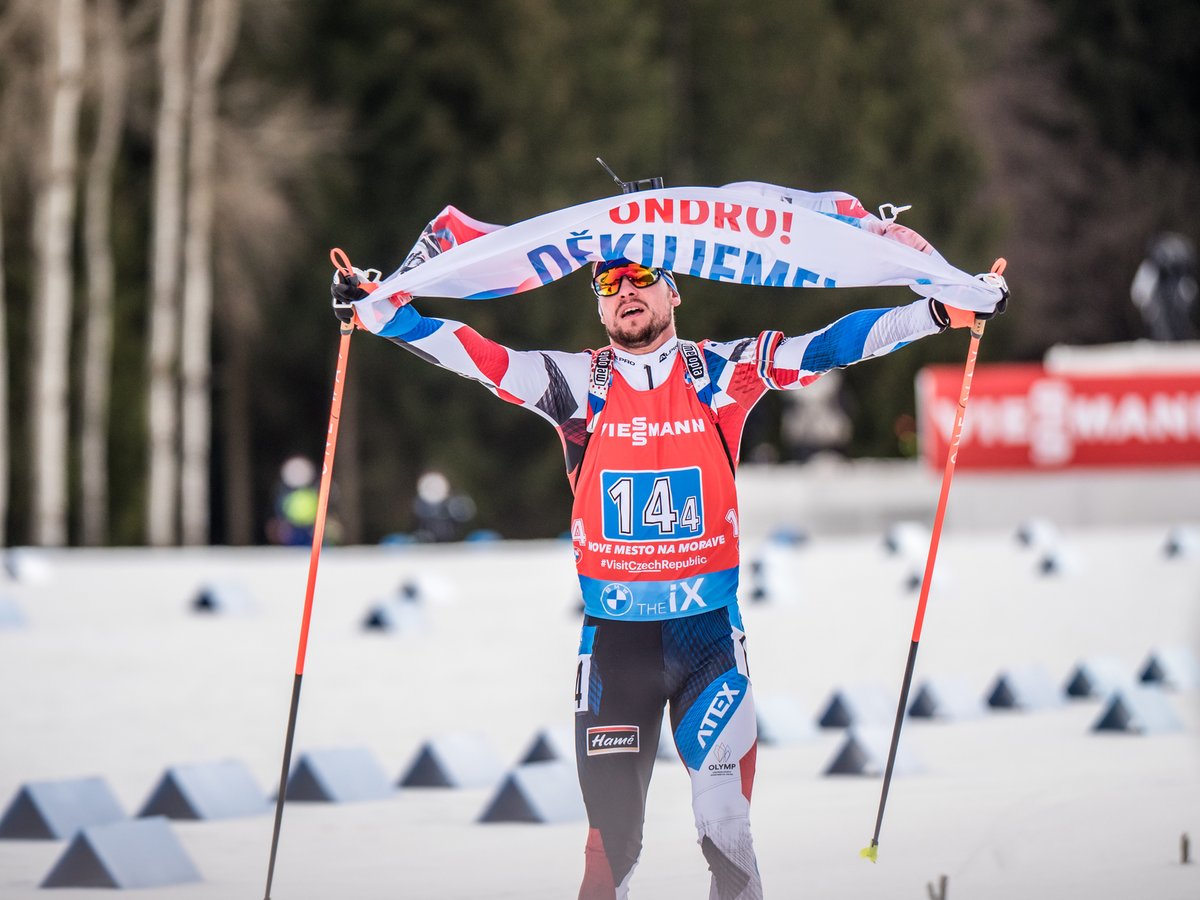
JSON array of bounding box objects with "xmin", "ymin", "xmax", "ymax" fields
[{"xmin": 359, "ymin": 291, "xmax": 941, "ymax": 898}]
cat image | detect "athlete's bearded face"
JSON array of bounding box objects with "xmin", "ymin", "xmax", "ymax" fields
[{"xmin": 598, "ymin": 273, "xmax": 680, "ymax": 354}]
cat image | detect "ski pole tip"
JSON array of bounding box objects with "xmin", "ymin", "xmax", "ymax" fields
[{"xmin": 860, "ymin": 842, "xmax": 879, "ymax": 863}]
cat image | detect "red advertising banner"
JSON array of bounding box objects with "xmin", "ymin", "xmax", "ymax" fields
[{"xmin": 916, "ymin": 363, "xmax": 1200, "ymax": 469}]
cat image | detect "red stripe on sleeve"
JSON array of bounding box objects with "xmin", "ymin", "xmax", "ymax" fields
[{"xmin": 453, "ymin": 325, "xmax": 511, "ymax": 386}]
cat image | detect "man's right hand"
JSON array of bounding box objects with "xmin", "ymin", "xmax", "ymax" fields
[{"xmin": 331, "ymin": 267, "xmax": 379, "ymax": 324}]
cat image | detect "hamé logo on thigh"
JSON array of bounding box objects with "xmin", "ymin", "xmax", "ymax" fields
[{"xmin": 587, "ymin": 725, "xmax": 640, "ymax": 755}]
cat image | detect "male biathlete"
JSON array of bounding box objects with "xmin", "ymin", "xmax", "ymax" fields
[{"xmin": 332, "ymin": 200, "xmax": 1006, "ymax": 899}]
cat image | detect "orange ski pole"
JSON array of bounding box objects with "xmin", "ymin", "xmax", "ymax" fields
[
  {"xmin": 861, "ymin": 259, "xmax": 1007, "ymax": 862},
  {"xmin": 263, "ymin": 248, "xmax": 369, "ymax": 898}
]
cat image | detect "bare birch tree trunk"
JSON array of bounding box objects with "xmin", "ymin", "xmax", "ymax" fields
[
  {"xmin": 146, "ymin": 0, "xmax": 190, "ymax": 546},
  {"xmin": 0, "ymin": 1, "xmax": 36, "ymax": 549},
  {"xmin": 79, "ymin": 0, "xmax": 127, "ymax": 547},
  {"xmin": 179, "ymin": 0, "xmax": 239, "ymax": 546},
  {"xmin": 31, "ymin": 0, "xmax": 85, "ymax": 547}
]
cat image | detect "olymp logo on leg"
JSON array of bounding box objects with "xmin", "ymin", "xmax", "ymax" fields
[
  {"xmin": 706, "ymin": 742, "xmax": 738, "ymax": 777},
  {"xmin": 587, "ymin": 725, "xmax": 640, "ymax": 755}
]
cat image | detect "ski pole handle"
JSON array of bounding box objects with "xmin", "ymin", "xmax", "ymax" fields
[
  {"xmin": 331, "ymin": 247, "xmax": 380, "ymax": 291},
  {"xmin": 973, "ymin": 256, "xmax": 1008, "ymax": 329},
  {"xmin": 330, "ymin": 247, "xmax": 380, "ymax": 334}
]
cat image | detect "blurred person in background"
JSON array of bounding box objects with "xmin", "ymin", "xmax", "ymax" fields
[
  {"xmin": 267, "ymin": 456, "xmax": 320, "ymax": 546},
  {"xmin": 412, "ymin": 469, "xmax": 476, "ymax": 542},
  {"xmin": 1130, "ymin": 232, "xmax": 1198, "ymax": 340}
]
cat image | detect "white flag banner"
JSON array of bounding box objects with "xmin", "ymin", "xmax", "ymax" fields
[{"xmin": 354, "ymin": 182, "xmax": 1003, "ymax": 334}]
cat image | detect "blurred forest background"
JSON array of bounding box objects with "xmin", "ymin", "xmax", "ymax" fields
[{"xmin": 0, "ymin": 0, "xmax": 1196, "ymax": 547}]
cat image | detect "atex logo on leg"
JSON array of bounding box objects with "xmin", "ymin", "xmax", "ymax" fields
[
  {"xmin": 586, "ymin": 725, "xmax": 640, "ymax": 755},
  {"xmin": 698, "ymin": 681, "xmax": 742, "ymax": 749}
]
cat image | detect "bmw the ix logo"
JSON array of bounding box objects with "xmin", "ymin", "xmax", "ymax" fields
[{"xmin": 599, "ymin": 583, "xmax": 634, "ymax": 617}]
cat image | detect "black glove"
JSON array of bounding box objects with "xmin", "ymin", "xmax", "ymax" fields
[
  {"xmin": 974, "ymin": 269, "xmax": 1010, "ymax": 320},
  {"xmin": 331, "ymin": 267, "xmax": 378, "ymax": 323}
]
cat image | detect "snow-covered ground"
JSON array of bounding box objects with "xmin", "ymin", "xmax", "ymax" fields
[{"xmin": 1, "ymin": 514, "xmax": 1198, "ymax": 897}]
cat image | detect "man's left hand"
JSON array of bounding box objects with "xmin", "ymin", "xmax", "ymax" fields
[{"xmin": 931, "ymin": 272, "xmax": 1009, "ymax": 329}]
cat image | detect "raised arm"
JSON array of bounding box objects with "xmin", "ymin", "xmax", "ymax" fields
[
  {"xmin": 333, "ymin": 269, "xmax": 591, "ymax": 428},
  {"xmin": 765, "ymin": 298, "xmax": 943, "ymax": 387}
]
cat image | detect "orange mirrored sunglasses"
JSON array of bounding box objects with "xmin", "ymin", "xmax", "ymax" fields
[{"xmin": 591, "ymin": 263, "xmax": 663, "ymax": 297}]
